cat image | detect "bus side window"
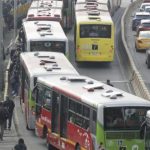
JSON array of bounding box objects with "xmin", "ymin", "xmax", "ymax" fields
[
  {"xmin": 31, "ymin": 86, "xmax": 38, "ymax": 101},
  {"xmin": 91, "ymin": 110, "xmax": 97, "ymax": 134},
  {"xmin": 43, "ymin": 89, "xmax": 52, "ymax": 111}
]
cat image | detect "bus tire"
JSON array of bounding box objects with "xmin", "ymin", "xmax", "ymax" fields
[{"xmin": 75, "ymin": 144, "xmax": 81, "ymax": 150}]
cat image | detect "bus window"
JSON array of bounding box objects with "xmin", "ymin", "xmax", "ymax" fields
[
  {"xmin": 125, "ymin": 108, "xmax": 145, "ymax": 129},
  {"xmin": 80, "ymin": 25, "xmax": 111, "ymax": 38},
  {"xmin": 83, "ymin": 105, "xmax": 90, "ymax": 118},
  {"xmin": 51, "ymin": 91, "xmax": 60, "ymax": 133},
  {"xmin": 60, "ymin": 95, "xmax": 68, "ymax": 137},
  {"xmin": 104, "ymin": 107, "xmax": 148, "ymax": 130},
  {"xmin": 30, "ymin": 41, "xmax": 66, "ymax": 54},
  {"xmin": 91, "ymin": 110, "xmax": 97, "ymax": 134},
  {"xmin": 31, "ymin": 86, "xmax": 38, "ymax": 102},
  {"xmin": 104, "ymin": 108, "xmax": 124, "ymax": 129},
  {"xmin": 43, "ymin": 89, "xmax": 52, "ymax": 111},
  {"xmin": 35, "ymin": 85, "xmax": 44, "ymax": 118},
  {"xmin": 68, "ymin": 112, "xmax": 76, "ymax": 123},
  {"xmin": 64, "ymin": 0, "xmax": 68, "ymax": 8}
]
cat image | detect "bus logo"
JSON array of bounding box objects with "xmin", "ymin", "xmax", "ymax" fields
[{"xmin": 92, "ymin": 44, "xmax": 98, "ymax": 50}]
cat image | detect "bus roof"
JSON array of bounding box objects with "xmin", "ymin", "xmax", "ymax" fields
[
  {"xmin": 20, "ymin": 52, "xmax": 79, "ymax": 78},
  {"xmin": 75, "ymin": 2, "xmax": 108, "ymax": 12},
  {"xmin": 30, "ymin": 0, "xmax": 63, "ymax": 9},
  {"xmin": 23, "ymin": 20, "xmax": 67, "ymax": 41},
  {"xmin": 37, "ymin": 75, "xmax": 150, "ymax": 108},
  {"xmin": 76, "ymin": 0, "xmax": 108, "ymax": 5},
  {"xmin": 26, "ymin": 7, "xmax": 62, "ymax": 21},
  {"xmin": 75, "ymin": 2, "xmax": 112, "ymax": 23},
  {"xmin": 75, "ymin": 13, "xmax": 112, "ymax": 24}
]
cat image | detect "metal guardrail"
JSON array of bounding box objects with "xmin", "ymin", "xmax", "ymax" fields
[{"xmin": 121, "ymin": 0, "xmax": 150, "ymax": 100}]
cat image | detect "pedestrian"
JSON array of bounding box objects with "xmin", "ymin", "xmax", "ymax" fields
[
  {"xmin": 14, "ymin": 138, "xmax": 27, "ymax": 150},
  {"xmin": 0, "ymin": 102, "xmax": 9, "ymax": 140},
  {"xmin": 106, "ymin": 79, "xmax": 114, "ymax": 87},
  {"xmin": 3, "ymin": 96, "xmax": 15, "ymax": 130},
  {"xmin": 10, "ymin": 72, "xmax": 20, "ymax": 96}
]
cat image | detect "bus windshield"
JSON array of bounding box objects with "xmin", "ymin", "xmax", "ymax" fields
[
  {"xmin": 30, "ymin": 41, "xmax": 66, "ymax": 54},
  {"xmin": 80, "ymin": 24, "xmax": 111, "ymax": 38},
  {"xmin": 104, "ymin": 107, "xmax": 149, "ymax": 130}
]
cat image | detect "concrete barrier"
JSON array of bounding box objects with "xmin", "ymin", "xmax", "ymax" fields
[{"xmin": 121, "ymin": 0, "xmax": 150, "ymax": 100}]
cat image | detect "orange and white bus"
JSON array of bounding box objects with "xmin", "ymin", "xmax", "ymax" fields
[
  {"xmin": 74, "ymin": 2, "xmax": 115, "ymax": 62},
  {"xmin": 32, "ymin": 74, "xmax": 150, "ymax": 150}
]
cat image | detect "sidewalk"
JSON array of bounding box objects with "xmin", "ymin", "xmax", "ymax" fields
[
  {"xmin": 0, "ymin": 29, "xmax": 18, "ymax": 150},
  {"xmin": 0, "ymin": 123, "xmax": 18, "ymax": 150}
]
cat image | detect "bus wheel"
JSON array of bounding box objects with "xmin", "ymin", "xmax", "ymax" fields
[
  {"xmin": 42, "ymin": 126, "xmax": 47, "ymax": 138},
  {"xmin": 75, "ymin": 144, "xmax": 81, "ymax": 150}
]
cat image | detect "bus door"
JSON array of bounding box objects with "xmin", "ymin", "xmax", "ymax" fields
[
  {"xmin": 60, "ymin": 95, "xmax": 68, "ymax": 138},
  {"xmin": 32, "ymin": 85, "xmax": 43, "ymax": 119},
  {"xmin": 51, "ymin": 91, "xmax": 60, "ymax": 134}
]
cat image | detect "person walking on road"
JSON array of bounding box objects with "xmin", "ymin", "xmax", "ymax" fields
[
  {"xmin": 0, "ymin": 102, "xmax": 9, "ymax": 140},
  {"xmin": 3, "ymin": 96, "xmax": 15, "ymax": 130},
  {"xmin": 14, "ymin": 138, "xmax": 27, "ymax": 150},
  {"xmin": 106, "ymin": 79, "xmax": 114, "ymax": 87}
]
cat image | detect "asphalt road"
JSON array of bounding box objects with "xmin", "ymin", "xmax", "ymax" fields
[{"xmin": 125, "ymin": 1, "xmax": 150, "ymax": 92}]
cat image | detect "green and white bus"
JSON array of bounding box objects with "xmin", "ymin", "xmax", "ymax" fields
[
  {"xmin": 32, "ymin": 74, "xmax": 150, "ymax": 150},
  {"xmin": 20, "ymin": 51, "xmax": 79, "ymax": 129}
]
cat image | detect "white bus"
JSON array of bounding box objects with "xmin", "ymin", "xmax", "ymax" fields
[
  {"xmin": 32, "ymin": 74, "xmax": 150, "ymax": 150},
  {"xmin": 20, "ymin": 51, "xmax": 79, "ymax": 129},
  {"xmin": 26, "ymin": 0, "xmax": 63, "ymax": 23},
  {"xmin": 29, "ymin": 0, "xmax": 63, "ymax": 9},
  {"xmin": 22, "ymin": 20, "xmax": 69, "ymax": 57}
]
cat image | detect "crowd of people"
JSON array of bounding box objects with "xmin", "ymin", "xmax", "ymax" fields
[
  {"xmin": 1, "ymin": 1, "xmax": 25, "ymax": 148},
  {"xmin": 8, "ymin": 41, "xmax": 22, "ymax": 97},
  {"xmin": 3, "ymin": 0, "xmax": 14, "ymax": 30}
]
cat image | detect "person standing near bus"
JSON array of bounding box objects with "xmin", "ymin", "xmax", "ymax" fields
[
  {"xmin": 0, "ymin": 102, "xmax": 9, "ymax": 140},
  {"xmin": 106, "ymin": 79, "xmax": 114, "ymax": 87},
  {"xmin": 14, "ymin": 138, "xmax": 27, "ymax": 150},
  {"xmin": 3, "ymin": 96, "xmax": 15, "ymax": 130}
]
